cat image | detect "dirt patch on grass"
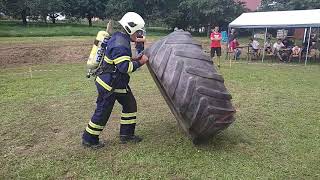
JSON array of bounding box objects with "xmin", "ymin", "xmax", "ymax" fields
[
  {"xmin": 0, "ymin": 41, "xmax": 91, "ymax": 68},
  {"xmin": 0, "ymin": 40, "xmax": 153, "ymax": 68}
]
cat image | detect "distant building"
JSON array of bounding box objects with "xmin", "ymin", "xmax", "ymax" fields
[{"xmin": 237, "ymin": 0, "xmax": 262, "ymax": 11}]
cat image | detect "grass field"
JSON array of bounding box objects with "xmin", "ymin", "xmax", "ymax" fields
[{"xmin": 1, "ymin": 57, "xmax": 320, "ymax": 179}]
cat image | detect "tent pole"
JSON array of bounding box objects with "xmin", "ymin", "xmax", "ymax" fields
[
  {"xmin": 228, "ymin": 26, "xmax": 232, "ymax": 67},
  {"xmin": 305, "ymin": 27, "xmax": 312, "ymax": 66},
  {"xmin": 303, "ymin": 28, "xmax": 307, "ymax": 43},
  {"xmin": 262, "ymin": 27, "xmax": 268, "ymax": 62},
  {"xmin": 248, "ymin": 28, "xmax": 254, "ymax": 63}
]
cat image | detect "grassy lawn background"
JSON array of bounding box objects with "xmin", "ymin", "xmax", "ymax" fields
[
  {"xmin": 1, "ymin": 60, "xmax": 319, "ymax": 179},
  {"xmin": 0, "ymin": 21, "xmax": 170, "ymax": 37}
]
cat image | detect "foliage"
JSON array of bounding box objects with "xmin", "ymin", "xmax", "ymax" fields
[
  {"xmin": 2, "ymin": 0, "xmax": 319, "ymax": 29},
  {"xmin": 1, "ymin": 0, "xmax": 38, "ymax": 25},
  {"xmin": 64, "ymin": 0, "xmax": 107, "ymax": 26},
  {"xmin": 36, "ymin": 0, "xmax": 64, "ymax": 23},
  {"xmin": 104, "ymin": 0, "xmax": 133, "ymax": 20},
  {"xmin": 0, "ymin": 0, "xmax": 4, "ymax": 12},
  {"xmin": 1, "ymin": 0, "xmax": 64, "ymax": 24},
  {"xmin": 158, "ymin": 0, "xmax": 245, "ymax": 31},
  {"xmin": 1, "ymin": 0, "xmax": 244, "ymax": 28}
]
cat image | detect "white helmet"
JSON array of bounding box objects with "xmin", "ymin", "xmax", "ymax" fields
[{"xmin": 119, "ymin": 12, "xmax": 145, "ymax": 35}]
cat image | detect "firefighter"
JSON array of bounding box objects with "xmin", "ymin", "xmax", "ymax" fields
[{"xmin": 82, "ymin": 12, "xmax": 149, "ymax": 149}]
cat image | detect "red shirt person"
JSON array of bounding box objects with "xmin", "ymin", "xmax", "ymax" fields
[
  {"xmin": 229, "ymin": 39, "xmax": 239, "ymax": 51},
  {"xmin": 229, "ymin": 38, "xmax": 241, "ymax": 59},
  {"xmin": 210, "ymin": 26, "xmax": 222, "ymax": 67}
]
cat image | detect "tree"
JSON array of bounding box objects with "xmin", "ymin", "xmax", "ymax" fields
[
  {"xmin": 104, "ymin": 0, "xmax": 164, "ymax": 24},
  {"xmin": 64, "ymin": 0, "xmax": 107, "ymax": 26},
  {"xmin": 105, "ymin": 0, "xmax": 133, "ymax": 20},
  {"xmin": 162, "ymin": 0, "xmax": 245, "ymax": 32},
  {"xmin": 37, "ymin": 0, "xmax": 64, "ymax": 23},
  {"xmin": 0, "ymin": 0, "xmax": 5, "ymax": 12},
  {"xmin": 2, "ymin": 0, "xmax": 38, "ymax": 25}
]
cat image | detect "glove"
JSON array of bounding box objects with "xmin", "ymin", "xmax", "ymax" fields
[
  {"xmin": 132, "ymin": 51, "xmax": 144, "ymax": 61},
  {"xmin": 138, "ymin": 55, "xmax": 149, "ymax": 65},
  {"xmin": 132, "ymin": 54, "xmax": 143, "ymax": 61}
]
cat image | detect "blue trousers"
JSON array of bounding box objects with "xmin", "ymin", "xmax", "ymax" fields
[{"xmin": 82, "ymin": 82, "xmax": 137, "ymax": 144}]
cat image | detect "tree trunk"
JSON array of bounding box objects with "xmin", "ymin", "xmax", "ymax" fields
[
  {"xmin": 207, "ymin": 24, "xmax": 211, "ymax": 37},
  {"xmin": 21, "ymin": 9, "xmax": 27, "ymax": 26},
  {"xmin": 88, "ymin": 16, "xmax": 92, "ymax": 27},
  {"xmin": 49, "ymin": 14, "xmax": 59, "ymax": 24},
  {"xmin": 42, "ymin": 14, "xmax": 47, "ymax": 24}
]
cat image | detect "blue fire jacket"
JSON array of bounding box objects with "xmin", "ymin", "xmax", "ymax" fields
[{"xmin": 95, "ymin": 32, "xmax": 141, "ymax": 91}]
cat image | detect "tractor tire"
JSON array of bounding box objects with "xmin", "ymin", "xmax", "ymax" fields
[{"xmin": 145, "ymin": 30, "xmax": 236, "ymax": 143}]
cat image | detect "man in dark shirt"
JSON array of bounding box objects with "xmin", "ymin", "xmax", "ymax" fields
[
  {"xmin": 282, "ymin": 38, "xmax": 294, "ymax": 49},
  {"xmin": 135, "ymin": 30, "xmax": 146, "ymax": 56},
  {"xmin": 228, "ymin": 29, "xmax": 237, "ymax": 45}
]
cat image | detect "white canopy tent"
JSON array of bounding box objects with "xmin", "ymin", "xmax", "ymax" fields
[{"xmin": 229, "ymin": 9, "xmax": 320, "ymax": 65}]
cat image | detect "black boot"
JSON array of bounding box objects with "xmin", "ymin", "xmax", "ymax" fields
[
  {"xmin": 82, "ymin": 139, "xmax": 105, "ymax": 149},
  {"xmin": 82, "ymin": 132, "xmax": 105, "ymax": 149},
  {"xmin": 120, "ymin": 135, "xmax": 143, "ymax": 144}
]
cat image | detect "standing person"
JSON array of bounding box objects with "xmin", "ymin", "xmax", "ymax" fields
[
  {"xmin": 228, "ymin": 28, "xmax": 237, "ymax": 45},
  {"xmin": 135, "ymin": 30, "xmax": 146, "ymax": 56},
  {"xmin": 82, "ymin": 12, "xmax": 149, "ymax": 149},
  {"xmin": 210, "ymin": 26, "xmax": 222, "ymax": 68}
]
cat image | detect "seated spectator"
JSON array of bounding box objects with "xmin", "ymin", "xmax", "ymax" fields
[
  {"xmin": 230, "ymin": 38, "xmax": 241, "ymax": 59},
  {"xmin": 311, "ymin": 41, "xmax": 317, "ymax": 49},
  {"xmin": 264, "ymin": 38, "xmax": 272, "ymax": 54},
  {"xmin": 249, "ymin": 37, "xmax": 260, "ymax": 58},
  {"xmin": 311, "ymin": 33, "xmax": 317, "ymax": 43},
  {"xmin": 302, "ymin": 41, "xmax": 317, "ymax": 55},
  {"xmin": 292, "ymin": 46, "xmax": 301, "ymax": 55},
  {"xmin": 273, "ymin": 39, "xmax": 285, "ymax": 61},
  {"xmin": 310, "ymin": 41, "xmax": 317, "ymax": 57},
  {"xmin": 282, "ymin": 38, "xmax": 294, "ymax": 49},
  {"xmin": 289, "ymin": 46, "xmax": 301, "ymax": 62}
]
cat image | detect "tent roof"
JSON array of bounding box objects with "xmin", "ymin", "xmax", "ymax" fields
[{"xmin": 229, "ymin": 9, "xmax": 320, "ymax": 28}]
